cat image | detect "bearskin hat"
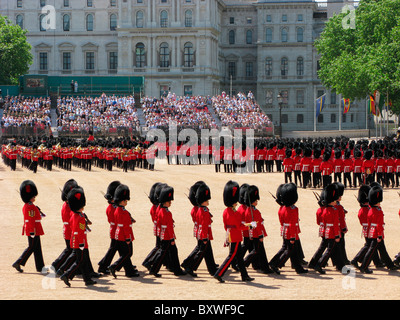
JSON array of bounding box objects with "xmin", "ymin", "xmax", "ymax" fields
[
  {"xmin": 275, "ymin": 184, "xmax": 285, "ymax": 206},
  {"xmin": 159, "ymin": 185, "xmax": 174, "ymax": 204},
  {"xmin": 62, "ymin": 179, "xmax": 78, "ymax": 202},
  {"xmin": 104, "ymin": 181, "xmax": 121, "ymax": 203},
  {"xmin": 247, "ymin": 185, "xmax": 260, "ymax": 205},
  {"xmin": 324, "ymin": 183, "xmax": 339, "ymax": 205},
  {"xmin": 368, "ymin": 186, "xmax": 383, "ymax": 206},
  {"xmin": 188, "ymin": 181, "xmax": 206, "ymax": 206},
  {"xmin": 239, "ymin": 183, "xmax": 250, "ymax": 205},
  {"xmin": 281, "ymin": 183, "xmax": 298, "ymax": 207},
  {"xmin": 196, "ymin": 183, "xmax": 211, "ymax": 206},
  {"xmin": 67, "ymin": 187, "xmax": 86, "ymax": 212},
  {"xmin": 364, "ymin": 149, "xmax": 373, "ymax": 160},
  {"xmin": 113, "ymin": 184, "xmax": 130, "ymax": 203},
  {"xmin": 357, "ymin": 185, "xmax": 371, "ymax": 204},
  {"xmin": 20, "ymin": 180, "xmax": 38, "ymax": 203},
  {"xmin": 332, "ymin": 182, "xmax": 345, "ymax": 198},
  {"xmin": 223, "ymin": 180, "xmax": 239, "ymax": 207}
]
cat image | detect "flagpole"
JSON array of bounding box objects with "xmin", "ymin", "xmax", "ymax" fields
[
  {"xmin": 386, "ymin": 89, "xmax": 389, "ymax": 136},
  {"xmin": 338, "ymin": 94, "xmax": 342, "ymax": 131},
  {"xmin": 365, "ymin": 96, "xmax": 368, "ymax": 131}
]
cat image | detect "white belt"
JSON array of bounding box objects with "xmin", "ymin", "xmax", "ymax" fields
[
  {"xmin": 35, "ymin": 220, "xmax": 41, "ymax": 222},
  {"xmin": 283, "ymin": 223, "xmax": 290, "ymax": 226},
  {"xmin": 326, "ymin": 223, "xmax": 333, "ymax": 226},
  {"xmin": 63, "ymin": 222, "xmax": 69, "ymax": 225},
  {"xmin": 110, "ymin": 222, "xmax": 115, "ymax": 225},
  {"xmin": 370, "ymin": 223, "xmax": 377, "ymax": 226},
  {"xmin": 117, "ymin": 224, "xmax": 124, "ymax": 227}
]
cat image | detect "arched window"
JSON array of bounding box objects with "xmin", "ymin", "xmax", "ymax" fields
[
  {"xmin": 184, "ymin": 42, "xmax": 194, "ymax": 67},
  {"xmin": 265, "ymin": 57, "xmax": 272, "ymax": 76},
  {"xmin": 16, "ymin": 15, "xmax": 24, "ymax": 29},
  {"xmin": 229, "ymin": 30, "xmax": 235, "ymax": 45},
  {"xmin": 135, "ymin": 43, "xmax": 146, "ymax": 67},
  {"xmin": 246, "ymin": 30, "xmax": 253, "ymax": 44},
  {"xmin": 297, "ymin": 57, "xmax": 304, "ymax": 76},
  {"xmin": 281, "ymin": 57, "xmax": 288, "ymax": 76},
  {"xmin": 159, "ymin": 42, "xmax": 170, "ymax": 68},
  {"xmin": 110, "ymin": 14, "xmax": 117, "ymax": 31},
  {"xmin": 136, "ymin": 10, "xmax": 144, "ymax": 28},
  {"xmin": 63, "ymin": 14, "xmax": 70, "ymax": 31},
  {"xmin": 281, "ymin": 28, "xmax": 288, "ymax": 42},
  {"xmin": 266, "ymin": 28, "xmax": 272, "ymax": 43},
  {"xmin": 86, "ymin": 14, "xmax": 94, "ymax": 31},
  {"xmin": 297, "ymin": 27, "xmax": 304, "ymax": 42},
  {"xmin": 185, "ymin": 10, "xmax": 192, "ymax": 27},
  {"xmin": 160, "ymin": 10, "xmax": 168, "ymax": 28},
  {"xmin": 39, "ymin": 14, "xmax": 46, "ymax": 31}
]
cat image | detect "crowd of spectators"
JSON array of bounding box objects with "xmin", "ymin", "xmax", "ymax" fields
[
  {"xmin": 142, "ymin": 93, "xmax": 217, "ymax": 130},
  {"xmin": 56, "ymin": 94, "xmax": 140, "ymax": 134},
  {"xmin": 211, "ymin": 91, "xmax": 272, "ymax": 129}
]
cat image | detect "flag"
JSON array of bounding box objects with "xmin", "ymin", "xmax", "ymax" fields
[
  {"xmin": 369, "ymin": 95, "xmax": 380, "ymax": 117},
  {"xmin": 315, "ymin": 94, "xmax": 326, "ymax": 118},
  {"xmin": 374, "ymin": 90, "xmax": 384, "ymax": 113},
  {"xmin": 342, "ymin": 98, "xmax": 351, "ymax": 114}
]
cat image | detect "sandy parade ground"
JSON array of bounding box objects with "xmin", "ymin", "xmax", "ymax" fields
[{"xmin": 1, "ymin": 157, "xmax": 400, "ymax": 303}]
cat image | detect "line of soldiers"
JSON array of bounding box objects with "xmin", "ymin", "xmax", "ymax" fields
[
  {"xmin": 1, "ymin": 136, "xmax": 156, "ymax": 173},
  {"xmin": 12, "ymin": 177, "xmax": 400, "ymax": 287}
]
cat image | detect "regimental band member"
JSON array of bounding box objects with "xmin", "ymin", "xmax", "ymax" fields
[
  {"xmin": 107, "ymin": 184, "xmax": 139, "ymax": 278},
  {"xmin": 13, "ymin": 180, "xmax": 46, "ymax": 274},
  {"xmin": 97, "ymin": 181, "xmax": 121, "ymax": 274},
  {"xmin": 60, "ymin": 186, "xmax": 97, "ymax": 287},
  {"xmin": 214, "ymin": 180, "xmax": 255, "ymax": 283}
]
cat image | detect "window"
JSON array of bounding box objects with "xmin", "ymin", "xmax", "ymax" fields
[
  {"xmin": 245, "ymin": 62, "xmax": 253, "ymax": 78},
  {"xmin": 297, "ymin": 27, "xmax": 304, "ymax": 42},
  {"xmin": 39, "ymin": 52, "xmax": 47, "ymax": 70},
  {"xmin": 282, "ymin": 14, "xmax": 287, "ymax": 22},
  {"xmin": 266, "ymin": 28, "xmax": 272, "ymax": 42},
  {"xmin": 228, "ymin": 30, "xmax": 235, "ymax": 45},
  {"xmin": 110, "ymin": 14, "xmax": 117, "ymax": 31},
  {"xmin": 330, "ymin": 91, "xmax": 336, "ymax": 104},
  {"xmin": 281, "ymin": 28, "xmax": 288, "ymax": 42},
  {"xmin": 228, "ymin": 61, "xmax": 236, "ymax": 79},
  {"xmin": 281, "ymin": 57, "xmax": 288, "ymax": 76},
  {"xmin": 266, "ymin": 15, "xmax": 272, "ymax": 22},
  {"xmin": 281, "ymin": 114, "xmax": 288, "ymax": 124},
  {"xmin": 265, "ymin": 90, "xmax": 273, "ymax": 104},
  {"xmin": 63, "ymin": 52, "xmax": 71, "ymax": 70},
  {"xmin": 137, "ymin": 0, "xmax": 143, "ymax": 3},
  {"xmin": 159, "ymin": 42, "xmax": 169, "ymax": 68},
  {"xmin": 136, "ymin": 11, "xmax": 144, "ymax": 28},
  {"xmin": 40, "ymin": 0, "xmax": 46, "ymax": 7},
  {"xmin": 296, "ymin": 57, "xmax": 304, "ymax": 76},
  {"xmin": 161, "ymin": 0, "xmax": 167, "ymax": 2},
  {"xmin": 135, "ymin": 43, "xmax": 146, "ymax": 67},
  {"xmin": 16, "ymin": 15, "xmax": 24, "ymax": 29},
  {"xmin": 64, "ymin": 0, "xmax": 69, "ymax": 7},
  {"xmin": 184, "ymin": 42, "xmax": 194, "ymax": 67},
  {"xmin": 297, "ymin": 114, "xmax": 304, "ymax": 123},
  {"xmin": 298, "ymin": 14, "xmax": 303, "ymax": 21},
  {"xmin": 109, "ymin": 52, "xmax": 118, "ymax": 70},
  {"xmin": 342, "ymin": 114, "xmax": 346, "ymax": 123},
  {"xmin": 110, "ymin": 0, "xmax": 117, "ymax": 6},
  {"xmin": 296, "ymin": 90, "xmax": 304, "ymax": 104},
  {"xmin": 229, "ymin": 17, "xmax": 234, "ymax": 24},
  {"xmin": 160, "ymin": 10, "xmax": 168, "ymax": 27},
  {"xmin": 86, "ymin": 52, "xmax": 95, "ymax": 70},
  {"xmin": 17, "ymin": 0, "xmax": 22, "ymax": 8},
  {"xmin": 184, "ymin": 85, "xmax": 193, "ymax": 96},
  {"xmin": 265, "ymin": 58, "xmax": 272, "ymax": 76},
  {"xmin": 86, "ymin": 14, "xmax": 94, "ymax": 31},
  {"xmin": 87, "ymin": 0, "xmax": 93, "ymax": 7},
  {"xmin": 185, "ymin": 10, "xmax": 192, "ymax": 27},
  {"xmin": 39, "ymin": 14, "xmax": 46, "ymax": 31},
  {"xmin": 331, "ymin": 114, "xmax": 336, "ymax": 123},
  {"xmin": 281, "ymin": 90, "xmax": 289, "ymax": 104},
  {"xmin": 246, "ymin": 30, "xmax": 253, "ymax": 44},
  {"xmin": 63, "ymin": 14, "xmax": 70, "ymax": 31},
  {"xmin": 318, "ymin": 114, "xmax": 324, "ymax": 123}
]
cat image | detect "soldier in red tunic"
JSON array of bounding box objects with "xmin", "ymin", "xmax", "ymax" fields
[
  {"xmin": 107, "ymin": 184, "xmax": 139, "ymax": 278},
  {"xmin": 60, "ymin": 186, "xmax": 97, "ymax": 287},
  {"xmin": 362, "ymin": 149, "xmax": 375, "ymax": 185},
  {"xmin": 97, "ymin": 181, "xmax": 121, "ymax": 274},
  {"xmin": 214, "ymin": 180, "xmax": 255, "ymax": 283},
  {"xmin": 359, "ymin": 185, "xmax": 398, "ymax": 273},
  {"xmin": 283, "ymin": 149, "xmax": 294, "ymax": 183},
  {"xmin": 320, "ymin": 150, "xmax": 333, "ymax": 188},
  {"xmin": 13, "ymin": 180, "xmax": 46, "ymax": 273},
  {"xmin": 353, "ymin": 148, "xmax": 364, "ymax": 187}
]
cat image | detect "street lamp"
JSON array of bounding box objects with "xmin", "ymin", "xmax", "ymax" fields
[{"xmin": 277, "ymin": 92, "xmax": 283, "ymax": 137}]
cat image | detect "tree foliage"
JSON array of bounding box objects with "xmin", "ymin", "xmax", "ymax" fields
[
  {"xmin": 0, "ymin": 15, "xmax": 32, "ymax": 85},
  {"xmin": 315, "ymin": 0, "xmax": 400, "ymax": 114}
]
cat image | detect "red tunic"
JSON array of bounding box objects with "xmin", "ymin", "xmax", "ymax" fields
[
  {"xmin": 333, "ymin": 158, "xmax": 344, "ymax": 173},
  {"xmin": 150, "ymin": 204, "xmax": 158, "ymax": 236},
  {"xmin": 358, "ymin": 205, "xmax": 369, "ymax": 238},
  {"xmin": 22, "ymin": 203, "xmax": 44, "ymax": 236},
  {"xmin": 320, "ymin": 160, "xmax": 333, "ymax": 175},
  {"xmin": 367, "ymin": 206, "xmax": 385, "ymax": 239},
  {"xmin": 237, "ymin": 204, "xmax": 249, "ymax": 238},
  {"xmin": 114, "ymin": 206, "xmax": 134, "ymax": 241},
  {"xmin": 321, "ymin": 206, "xmax": 340, "ymax": 239},
  {"xmin": 106, "ymin": 204, "xmax": 117, "ymax": 239},
  {"xmin": 300, "ymin": 156, "xmax": 312, "ymax": 172},
  {"xmin": 196, "ymin": 206, "xmax": 213, "ymax": 240},
  {"xmin": 70, "ymin": 211, "xmax": 88, "ymax": 249},
  {"xmin": 283, "ymin": 157, "xmax": 294, "ymax": 172},
  {"xmin": 280, "ymin": 205, "xmax": 300, "ymax": 240},
  {"xmin": 223, "ymin": 207, "xmax": 248, "ymax": 243},
  {"xmin": 61, "ymin": 202, "xmax": 72, "ymax": 240},
  {"xmin": 157, "ymin": 206, "xmax": 176, "ymax": 241},
  {"xmin": 244, "ymin": 206, "xmax": 267, "ymax": 239}
]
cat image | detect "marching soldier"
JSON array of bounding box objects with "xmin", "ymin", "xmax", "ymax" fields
[{"xmin": 12, "ymin": 180, "xmax": 46, "ymax": 273}]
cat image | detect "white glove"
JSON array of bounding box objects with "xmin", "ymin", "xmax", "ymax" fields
[{"xmin": 251, "ymin": 221, "xmax": 257, "ymax": 228}]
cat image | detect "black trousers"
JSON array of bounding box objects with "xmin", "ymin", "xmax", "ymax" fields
[
  {"xmin": 52, "ymin": 239, "xmax": 72, "ymax": 271},
  {"xmin": 270, "ymin": 239, "xmax": 303, "ymax": 271},
  {"xmin": 361, "ymin": 238, "xmax": 395, "ymax": 270},
  {"xmin": 143, "ymin": 236, "xmax": 161, "ymax": 268},
  {"xmin": 316, "ymin": 239, "xmax": 344, "ymax": 271},
  {"xmin": 215, "ymin": 241, "xmax": 249, "ymax": 280},
  {"xmin": 190, "ymin": 239, "xmax": 218, "ymax": 275},
  {"xmin": 353, "ymin": 237, "xmax": 382, "ymax": 266},
  {"xmin": 15, "ymin": 236, "xmax": 45, "ymax": 272},
  {"xmin": 63, "ymin": 248, "xmax": 92, "ymax": 283},
  {"xmin": 110, "ymin": 240, "xmax": 136, "ymax": 276},
  {"xmin": 150, "ymin": 239, "xmax": 181, "ymax": 275},
  {"xmin": 98, "ymin": 238, "xmax": 117, "ymax": 270},
  {"xmin": 244, "ymin": 237, "xmax": 271, "ymax": 272}
]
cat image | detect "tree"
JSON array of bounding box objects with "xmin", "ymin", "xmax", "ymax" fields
[
  {"xmin": 0, "ymin": 15, "xmax": 32, "ymax": 85},
  {"xmin": 315, "ymin": 0, "xmax": 400, "ymax": 115}
]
